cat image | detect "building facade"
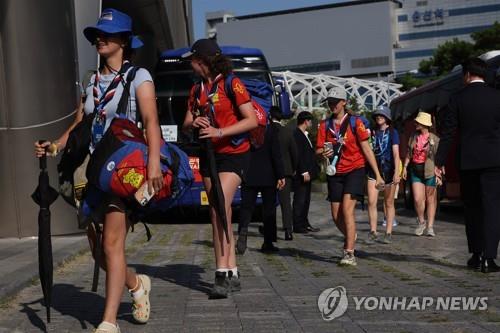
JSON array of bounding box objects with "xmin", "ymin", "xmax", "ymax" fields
[
  {"xmin": 214, "ymin": 0, "xmax": 400, "ymax": 78},
  {"xmin": 208, "ymin": 0, "xmax": 500, "ymax": 77},
  {"xmin": 395, "ymin": 0, "xmax": 500, "ymax": 72}
]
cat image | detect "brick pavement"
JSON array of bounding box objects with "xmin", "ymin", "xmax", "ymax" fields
[{"xmin": 0, "ymin": 193, "xmax": 499, "ymax": 332}]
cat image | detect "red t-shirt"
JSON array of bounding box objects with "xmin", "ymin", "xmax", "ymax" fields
[
  {"xmin": 188, "ymin": 75, "xmax": 251, "ymax": 154},
  {"xmin": 316, "ymin": 116, "xmax": 370, "ymax": 174}
]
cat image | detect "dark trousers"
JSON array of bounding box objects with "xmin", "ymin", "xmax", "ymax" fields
[
  {"xmin": 292, "ymin": 177, "xmax": 311, "ymax": 230},
  {"xmin": 278, "ymin": 176, "xmax": 293, "ymax": 232},
  {"xmin": 238, "ymin": 186, "xmax": 278, "ymax": 243},
  {"xmin": 461, "ymin": 168, "xmax": 500, "ymax": 259}
]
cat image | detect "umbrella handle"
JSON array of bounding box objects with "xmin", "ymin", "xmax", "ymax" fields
[{"xmin": 38, "ymin": 140, "xmax": 48, "ymax": 170}]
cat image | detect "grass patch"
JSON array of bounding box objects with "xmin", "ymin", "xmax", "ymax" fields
[
  {"xmin": 367, "ymin": 260, "xmax": 420, "ymax": 282},
  {"xmin": 157, "ymin": 230, "xmax": 174, "ymax": 246},
  {"xmin": 473, "ymin": 309, "xmax": 500, "ymax": 322},
  {"xmin": 419, "ymin": 265, "xmax": 451, "ymax": 278},
  {"xmin": 311, "ymin": 270, "xmax": 330, "ymax": 278},
  {"xmin": 143, "ymin": 250, "xmax": 160, "ymax": 264},
  {"xmin": 264, "ymin": 254, "xmax": 289, "ymax": 275},
  {"xmin": 287, "ymin": 249, "xmax": 313, "ymax": 267},
  {"xmin": 419, "ymin": 313, "xmax": 449, "ymax": 323}
]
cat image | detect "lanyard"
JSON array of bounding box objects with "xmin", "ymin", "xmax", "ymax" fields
[
  {"xmin": 374, "ymin": 129, "xmax": 389, "ymax": 156},
  {"xmin": 328, "ymin": 113, "xmax": 348, "ymax": 143}
]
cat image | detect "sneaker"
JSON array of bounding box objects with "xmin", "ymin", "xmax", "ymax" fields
[
  {"xmin": 381, "ymin": 233, "xmax": 392, "ymax": 244},
  {"xmin": 228, "ymin": 271, "xmax": 241, "ymax": 292},
  {"xmin": 415, "ymin": 223, "xmax": 426, "ymax": 236},
  {"xmin": 210, "ymin": 271, "xmax": 229, "ymax": 299},
  {"xmin": 382, "ymin": 218, "xmax": 398, "ymax": 227},
  {"xmin": 426, "ymin": 227, "xmax": 435, "ymax": 237},
  {"xmin": 95, "ymin": 322, "xmax": 120, "ymax": 333},
  {"xmin": 365, "ymin": 231, "xmax": 378, "ymax": 245},
  {"xmin": 339, "ymin": 250, "xmax": 357, "ymax": 266},
  {"xmin": 131, "ymin": 274, "xmax": 151, "ymax": 324}
]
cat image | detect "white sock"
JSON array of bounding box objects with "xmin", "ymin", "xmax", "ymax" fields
[
  {"xmin": 132, "ymin": 287, "xmax": 144, "ymax": 300},
  {"xmin": 229, "ymin": 267, "xmax": 238, "ymax": 277},
  {"xmin": 101, "ymin": 321, "xmax": 117, "ymax": 328},
  {"xmin": 216, "ymin": 268, "xmax": 229, "ymax": 274}
]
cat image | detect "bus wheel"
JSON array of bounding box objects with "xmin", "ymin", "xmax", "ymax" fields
[{"xmin": 404, "ymin": 180, "xmax": 413, "ymax": 210}]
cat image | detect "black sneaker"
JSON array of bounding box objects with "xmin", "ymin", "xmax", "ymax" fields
[
  {"xmin": 228, "ymin": 271, "xmax": 241, "ymax": 292},
  {"xmin": 209, "ymin": 271, "xmax": 229, "ymax": 299}
]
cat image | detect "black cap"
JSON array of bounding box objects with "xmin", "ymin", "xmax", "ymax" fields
[{"xmin": 182, "ymin": 39, "xmax": 221, "ymax": 58}]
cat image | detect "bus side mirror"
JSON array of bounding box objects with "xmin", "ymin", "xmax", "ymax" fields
[{"xmin": 274, "ymin": 84, "xmax": 282, "ymax": 94}]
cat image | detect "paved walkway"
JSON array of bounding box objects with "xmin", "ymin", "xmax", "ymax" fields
[{"xmin": 0, "ymin": 193, "xmax": 499, "ymax": 332}]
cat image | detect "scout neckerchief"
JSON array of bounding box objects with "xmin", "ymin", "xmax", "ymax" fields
[
  {"xmin": 91, "ymin": 61, "xmax": 131, "ymax": 146},
  {"xmin": 196, "ymin": 74, "xmax": 224, "ymax": 127}
]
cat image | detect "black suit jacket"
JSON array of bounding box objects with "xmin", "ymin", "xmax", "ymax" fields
[
  {"xmin": 293, "ymin": 128, "xmax": 319, "ymax": 179},
  {"xmin": 245, "ymin": 124, "xmax": 285, "ymax": 187},
  {"xmin": 271, "ymin": 121, "xmax": 297, "ymax": 177},
  {"xmin": 436, "ymin": 82, "xmax": 500, "ymax": 170}
]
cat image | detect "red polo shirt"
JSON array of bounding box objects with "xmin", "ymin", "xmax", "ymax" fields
[
  {"xmin": 316, "ymin": 116, "xmax": 370, "ymax": 174},
  {"xmin": 188, "ymin": 75, "xmax": 251, "ymax": 154}
]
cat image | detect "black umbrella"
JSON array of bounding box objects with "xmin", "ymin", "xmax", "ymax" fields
[
  {"xmin": 31, "ymin": 141, "xmax": 59, "ymax": 323},
  {"xmin": 201, "ymin": 136, "xmax": 230, "ymax": 244}
]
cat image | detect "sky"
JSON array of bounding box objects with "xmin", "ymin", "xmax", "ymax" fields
[{"xmin": 192, "ymin": 0, "xmax": 347, "ymax": 40}]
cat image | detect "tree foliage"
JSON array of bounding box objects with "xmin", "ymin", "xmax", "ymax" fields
[
  {"xmin": 418, "ymin": 38, "xmax": 474, "ymax": 76},
  {"xmin": 409, "ymin": 22, "xmax": 500, "ymax": 89},
  {"xmin": 471, "ymin": 21, "xmax": 500, "ymax": 55}
]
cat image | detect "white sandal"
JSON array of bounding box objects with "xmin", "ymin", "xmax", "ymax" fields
[{"xmin": 131, "ymin": 274, "xmax": 151, "ymax": 324}]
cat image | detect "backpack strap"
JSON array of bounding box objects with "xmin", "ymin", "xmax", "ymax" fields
[
  {"xmin": 116, "ymin": 66, "xmax": 139, "ymax": 117},
  {"xmin": 224, "ymin": 73, "xmax": 236, "ymax": 107}
]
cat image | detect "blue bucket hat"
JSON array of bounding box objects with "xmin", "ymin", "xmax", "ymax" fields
[
  {"xmin": 372, "ymin": 105, "xmax": 392, "ymax": 122},
  {"xmin": 83, "ymin": 8, "xmax": 143, "ymax": 49}
]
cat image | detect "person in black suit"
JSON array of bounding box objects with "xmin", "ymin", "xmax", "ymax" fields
[
  {"xmin": 435, "ymin": 58, "xmax": 500, "ymax": 273},
  {"xmin": 270, "ymin": 107, "xmax": 298, "ymax": 240},
  {"xmin": 236, "ymin": 119, "xmax": 286, "ymax": 254},
  {"xmin": 293, "ymin": 111, "xmax": 319, "ymax": 233}
]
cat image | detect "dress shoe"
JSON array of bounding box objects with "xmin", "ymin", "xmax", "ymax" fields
[
  {"xmin": 294, "ymin": 228, "xmax": 309, "ymax": 234},
  {"xmin": 261, "ymin": 242, "xmax": 279, "ymax": 253},
  {"xmin": 467, "ymin": 253, "xmax": 481, "ymax": 270},
  {"xmin": 306, "ymin": 224, "xmax": 320, "ymax": 232},
  {"xmin": 236, "ymin": 234, "xmax": 247, "ymax": 255},
  {"xmin": 481, "ymin": 258, "xmax": 500, "ymax": 273},
  {"xmin": 284, "ymin": 230, "xmax": 293, "ymax": 241}
]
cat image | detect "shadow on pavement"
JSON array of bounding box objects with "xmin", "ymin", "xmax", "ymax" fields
[
  {"xmin": 19, "ymin": 283, "xmax": 138, "ymax": 332},
  {"xmin": 356, "ymin": 250, "xmax": 465, "ymax": 270},
  {"xmin": 131, "ymin": 263, "xmax": 212, "ymax": 296},
  {"xmin": 19, "ymin": 299, "xmax": 47, "ymax": 332}
]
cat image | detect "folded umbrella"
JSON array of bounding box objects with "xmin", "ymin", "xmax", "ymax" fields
[
  {"xmin": 31, "ymin": 141, "xmax": 59, "ymax": 323},
  {"xmin": 202, "ymin": 136, "xmax": 230, "ymax": 244}
]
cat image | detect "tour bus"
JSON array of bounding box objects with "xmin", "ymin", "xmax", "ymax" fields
[
  {"xmin": 155, "ymin": 45, "xmax": 292, "ymax": 215},
  {"xmin": 390, "ymin": 51, "xmax": 500, "ymax": 208}
]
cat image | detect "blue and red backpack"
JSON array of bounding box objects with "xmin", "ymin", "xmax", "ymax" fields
[
  {"xmin": 86, "ymin": 67, "xmax": 194, "ymax": 212},
  {"xmin": 195, "ymin": 73, "xmax": 274, "ymax": 149}
]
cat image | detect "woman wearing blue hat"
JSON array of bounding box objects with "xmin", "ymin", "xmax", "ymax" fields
[
  {"xmin": 35, "ymin": 8, "xmax": 160, "ymax": 332},
  {"xmin": 366, "ymin": 106, "xmax": 401, "ymax": 244}
]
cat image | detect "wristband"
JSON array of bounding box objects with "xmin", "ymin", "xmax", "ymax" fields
[{"xmin": 217, "ymin": 128, "xmax": 223, "ymax": 138}]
